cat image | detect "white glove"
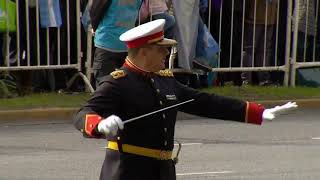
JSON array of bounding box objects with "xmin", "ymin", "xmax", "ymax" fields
[
  {"xmin": 263, "ymin": 102, "xmax": 298, "ymax": 121},
  {"xmin": 97, "ymin": 115, "xmax": 124, "ymax": 136}
]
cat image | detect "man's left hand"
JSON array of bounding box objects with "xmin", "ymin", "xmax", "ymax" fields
[{"xmin": 263, "ymin": 102, "xmax": 298, "ymax": 121}]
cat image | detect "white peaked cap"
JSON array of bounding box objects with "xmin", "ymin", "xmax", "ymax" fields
[{"xmin": 119, "ymin": 19, "xmax": 177, "ymax": 48}]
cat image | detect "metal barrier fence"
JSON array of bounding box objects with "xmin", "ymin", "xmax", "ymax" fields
[
  {"xmin": 0, "ymin": 0, "xmax": 93, "ymax": 93},
  {"xmin": 291, "ymin": 0, "xmax": 320, "ymax": 86},
  {"xmin": 168, "ymin": 0, "xmax": 320, "ymax": 87},
  {"xmin": 211, "ymin": 0, "xmax": 291, "ymax": 86},
  {"xmin": 1, "ymin": 0, "xmax": 319, "ymax": 91}
]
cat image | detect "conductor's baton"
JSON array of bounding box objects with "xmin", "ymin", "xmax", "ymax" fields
[{"xmin": 123, "ymin": 99, "xmax": 195, "ymax": 125}]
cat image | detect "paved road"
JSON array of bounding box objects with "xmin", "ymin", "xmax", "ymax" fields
[{"xmin": 1, "ymin": 108, "xmax": 320, "ymax": 180}]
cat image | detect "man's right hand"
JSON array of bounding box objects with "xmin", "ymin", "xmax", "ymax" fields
[{"xmin": 98, "ymin": 115, "xmax": 124, "ymax": 137}]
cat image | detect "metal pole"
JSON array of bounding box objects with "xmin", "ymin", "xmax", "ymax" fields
[
  {"xmin": 218, "ymin": 0, "xmax": 223, "ymax": 67},
  {"xmin": 290, "ymin": 0, "xmax": 300, "ymax": 87},
  {"xmin": 76, "ymin": 0, "xmax": 82, "ymax": 70},
  {"xmin": 274, "ymin": 0, "xmax": 280, "ymax": 67},
  {"xmin": 312, "ymin": 0, "xmax": 319, "ymax": 62},
  {"xmin": 16, "ymin": 0, "xmax": 21, "ymax": 66},
  {"xmin": 86, "ymin": 25, "xmax": 93, "ymax": 92},
  {"xmin": 25, "ymin": 0, "xmax": 30, "ymax": 66},
  {"xmin": 36, "ymin": 0, "xmax": 40, "ymax": 66},
  {"xmin": 240, "ymin": 0, "xmax": 246, "ymax": 67},
  {"xmin": 229, "ymin": 0, "xmax": 234, "ymax": 67},
  {"xmin": 284, "ymin": 0, "xmax": 293, "ymax": 86}
]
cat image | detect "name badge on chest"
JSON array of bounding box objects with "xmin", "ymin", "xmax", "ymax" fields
[{"xmin": 166, "ymin": 95, "xmax": 177, "ymax": 101}]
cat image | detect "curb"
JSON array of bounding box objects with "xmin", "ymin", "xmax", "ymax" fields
[
  {"xmin": 0, "ymin": 99, "xmax": 319, "ymax": 123},
  {"xmin": 0, "ymin": 108, "xmax": 77, "ymax": 123}
]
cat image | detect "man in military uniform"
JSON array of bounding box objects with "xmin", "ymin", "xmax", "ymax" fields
[{"xmin": 73, "ymin": 19, "xmax": 297, "ymax": 180}]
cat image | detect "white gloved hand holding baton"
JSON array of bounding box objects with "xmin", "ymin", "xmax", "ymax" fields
[{"xmin": 98, "ymin": 115, "xmax": 124, "ymax": 137}]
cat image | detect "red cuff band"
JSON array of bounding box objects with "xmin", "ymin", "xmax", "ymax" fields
[
  {"xmin": 246, "ymin": 102, "xmax": 265, "ymax": 125},
  {"xmin": 85, "ymin": 114, "xmax": 102, "ymax": 137}
]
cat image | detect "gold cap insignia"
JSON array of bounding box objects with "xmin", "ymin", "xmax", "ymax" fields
[
  {"xmin": 156, "ymin": 70, "xmax": 174, "ymax": 77},
  {"xmin": 110, "ymin": 70, "xmax": 126, "ymax": 79}
]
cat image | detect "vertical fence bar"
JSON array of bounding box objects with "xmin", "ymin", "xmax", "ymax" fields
[
  {"xmin": 149, "ymin": 0, "xmax": 153, "ymax": 21},
  {"xmin": 5, "ymin": 33, "xmax": 10, "ymax": 67},
  {"xmin": 25, "ymin": 0, "xmax": 30, "ymax": 66},
  {"xmin": 86, "ymin": 25, "xmax": 93, "ymax": 87},
  {"xmin": 66, "ymin": 0, "xmax": 71, "ymax": 65},
  {"xmin": 312, "ymin": 0, "xmax": 319, "ymax": 62},
  {"xmin": 46, "ymin": 29, "xmax": 50, "ymax": 65},
  {"xmin": 252, "ymin": 0, "xmax": 257, "ymax": 68},
  {"xmin": 263, "ymin": 0, "xmax": 268, "ymax": 66},
  {"xmin": 16, "ymin": 0, "xmax": 20, "ymax": 66},
  {"xmin": 290, "ymin": 0, "xmax": 301, "ymax": 86},
  {"xmin": 5, "ymin": 0, "xmax": 10, "ymax": 67},
  {"xmin": 218, "ymin": 0, "xmax": 223, "ymax": 67},
  {"xmin": 240, "ymin": 0, "xmax": 246, "ymax": 67},
  {"xmin": 303, "ymin": 0, "xmax": 310, "ymax": 62},
  {"xmin": 275, "ymin": 0, "xmax": 280, "ymax": 66},
  {"xmin": 284, "ymin": 0, "xmax": 292, "ymax": 86},
  {"xmin": 76, "ymin": 0, "xmax": 82, "ymax": 71},
  {"xmin": 36, "ymin": 0, "xmax": 40, "ymax": 66},
  {"xmin": 57, "ymin": 27, "xmax": 61, "ymax": 65},
  {"xmin": 229, "ymin": 0, "xmax": 234, "ymax": 67}
]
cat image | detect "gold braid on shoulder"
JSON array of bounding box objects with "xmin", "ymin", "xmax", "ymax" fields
[
  {"xmin": 110, "ymin": 70, "xmax": 127, "ymax": 79},
  {"xmin": 156, "ymin": 70, "xmax": 174, "ymax": 77}
]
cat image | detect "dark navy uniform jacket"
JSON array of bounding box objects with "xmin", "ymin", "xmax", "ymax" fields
[{"xmin": 73, "ymin": 61, "xmax": 264, "ymax": 180}]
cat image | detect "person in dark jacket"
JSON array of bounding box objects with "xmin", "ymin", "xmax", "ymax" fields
[{"xmin": 73, "ymin": 19, "xmax": 298, "ymax": 180}]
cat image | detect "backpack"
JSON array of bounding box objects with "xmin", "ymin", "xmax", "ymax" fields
[{"xmin": 89, "ymin": 0, "xmax": 112, "ymax": 31}]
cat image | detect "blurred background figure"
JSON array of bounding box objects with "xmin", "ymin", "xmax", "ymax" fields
[
  {"xmin": 242, "ymin": 0, "xmax": 278, "ymax": 86},
  {"xmin": 294, "ymin": 0, "xmax": 318, "ymax": 62},
  {"xmin": 91, "ymin": 0, "xmax": 142, "ymax": 87},
  {"xmin": 139, "ymin": 0, "xmax": 175, "ymax": 39}
]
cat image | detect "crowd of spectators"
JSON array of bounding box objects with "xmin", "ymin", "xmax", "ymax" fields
[{"xmin": 1, "ymin": 0, "xmax": 319, "ymax": 97}]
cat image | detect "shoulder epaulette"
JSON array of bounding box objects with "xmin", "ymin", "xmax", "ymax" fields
[
  {"xmin": 110, "ymin": 70, "xmax": 126, "ymax": 79},
  {"xmin": 156, "ymin": 70, "xmax": 174, "ymax": 77}
]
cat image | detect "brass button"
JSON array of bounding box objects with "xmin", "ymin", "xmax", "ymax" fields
[
  {"xmin": 164, "ymin": 141, "xmax": 167, "ymax": 146},
  {"xmin": 156, "ymin": 89, "xmax": 160, "ymax": 94},
  {"xmin": 151, "ymin": 78, "xmax": 155, "ymax": 83},
  {"xmin": 164, "ymin": 128, "xmax": 167, "ymax": 132},
  {"xmin": 162, "ymin": 114, "xmax": 166, "ymax": 119},
  {"xmin": 160, "ymin": 101, "xmax": 163, "ymax": 105}
]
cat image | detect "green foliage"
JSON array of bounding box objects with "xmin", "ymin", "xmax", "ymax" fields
[
  {"xmin": 201, "ymin": 85, "xmax": 320, "ymax": 101},
  {"xmin": 0, "ymin": 92, "xmax": 90, "ymax": 110},
  {"xmin": 0, "ymin": 85, "xmax": 319, "ymax": 110},
  {"xmin": 0, "ymin": 74, "xmax": 18, "ymax": 98}
]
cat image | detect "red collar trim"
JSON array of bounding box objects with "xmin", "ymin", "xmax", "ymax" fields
[{"xmin": 123, "ymin": 58, "xmax": 152, "ymax": 76}]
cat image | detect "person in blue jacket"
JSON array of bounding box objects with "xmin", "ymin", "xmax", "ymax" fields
[{"xmin": 91, "ymin": 0, "xmax": 142, "ymax": 87}]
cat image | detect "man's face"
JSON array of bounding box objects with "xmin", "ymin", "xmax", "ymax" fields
[{"xmin": 144, "ymin": 45, "xmax": 170, "ymax": 72}]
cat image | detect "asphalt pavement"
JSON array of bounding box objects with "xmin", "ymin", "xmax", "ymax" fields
[{"xmin": 1, "ymin": 107, "xmax": 320, "ymax": 179}]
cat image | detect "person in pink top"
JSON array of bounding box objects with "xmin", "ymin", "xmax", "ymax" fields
[{"xmin": 140, "ymin": 0, "xmax": 175, "ymax": 39}]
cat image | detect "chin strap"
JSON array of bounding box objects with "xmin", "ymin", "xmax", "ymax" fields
[{"xmin": 173, "ymin": 140, "xmax": 182, "ymax": 164}]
